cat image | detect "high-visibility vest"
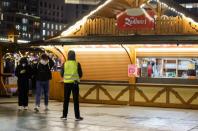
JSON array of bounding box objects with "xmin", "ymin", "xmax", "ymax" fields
[{"xmin": 64, "ymin": 60, "xmax": 80, "ymax": 83}]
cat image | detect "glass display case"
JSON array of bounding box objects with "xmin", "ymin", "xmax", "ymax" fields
[{"xmin": 136, "ymin": 57, "xmax": 198, "ymax": 79}]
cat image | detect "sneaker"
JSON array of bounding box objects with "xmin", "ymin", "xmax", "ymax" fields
[
  {"xmin": 34, "ymin": 107, "xmax": 39, "ymax": 112},
  {"xmin": 44, "ymin": 106, "xmax": 49, "ymax": 111},
  {"xmin": 60, "ymin": 116, "xmax": 67, "ymax": 120},
  {"xmin": 18, "ymin": 106, "xmax": 23, "ymax": 111},
  {"xmin": 75, "ymin": 117, "xmax": 83, "ymax": 121},
  {"xmin": 24, "ymin": 106, "xmax": 28, "ymax": 110}
]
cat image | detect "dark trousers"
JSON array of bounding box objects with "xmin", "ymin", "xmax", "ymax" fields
[
  {"xmin": 18, "ymin": 79, "xmax": 29, "ymax": 107},
  {"xmin": 63, "ymin": 83, "xmax": 80, "ymax": 118},
  {"xmin": 35, "ymin": 80, "xmax": 49, "ymax": 106},
  {"xmin": 31, "ymin": 77, "xmax": 36, "ymax": 95}
]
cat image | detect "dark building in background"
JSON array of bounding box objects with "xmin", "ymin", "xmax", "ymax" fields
[
  {"xmin": 0, "ymin": 0, "xmax": 40, "ymax": 43},
  {"xmin": 0, "ymin": 0, "xmax": 100, "ymax": 42},
  {"xmin": 39, "ymin": 0, "xmax": 98, "ymax": 23},
  {"xmin": 174, "ymin": 0, "xmax": 198, "ymax": 15},
  {"xmin": 38, "ymin": 0, "xmax": 66, "ymax": 40},
  {"xmin": 38, "ymin": 0, "xmax": 96, "ymax": 40}
]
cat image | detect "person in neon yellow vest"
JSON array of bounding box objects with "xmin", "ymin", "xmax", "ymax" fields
[{"xmin": 61, "ymin": 50, "xmax": 83, "ymax": 121}]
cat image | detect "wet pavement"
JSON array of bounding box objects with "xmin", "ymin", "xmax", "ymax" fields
[{"xmin": 0, "ymin": 99, "xmax": 198, "ymax": 131}]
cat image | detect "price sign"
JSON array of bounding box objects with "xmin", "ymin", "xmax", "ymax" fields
[{"xmin": 128, "ymin": 64, "xmax": 138, "ymax": 77}]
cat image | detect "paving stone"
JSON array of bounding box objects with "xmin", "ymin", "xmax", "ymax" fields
[{"xmin": 0, "ymin": 99, "xmax": 198, "ymax": 131}]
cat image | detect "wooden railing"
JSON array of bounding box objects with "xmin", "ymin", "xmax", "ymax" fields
[
  {"xmin": 50, "ymin": 77, "xmax": 198, "ymax": 109},
  {"xmin": 155, "ymin": 16, "xmax": 183, "ymax": 34},
  {"xmin": 132, "ymin": 83, "xmax": 198, "ymax": 109}
]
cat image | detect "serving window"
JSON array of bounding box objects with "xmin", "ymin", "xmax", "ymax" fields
[{"xmin": 136, "ymin": 57, "xmax": 198, "ymax": 79}]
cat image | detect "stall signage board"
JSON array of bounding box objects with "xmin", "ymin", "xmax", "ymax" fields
[
  {"xmin": 128, "ymin": 64, "xmax": 138, "ymax": 77},
  {"xmin": 117, "ymin": 8, "xmax": 155, "ymax": 30}
]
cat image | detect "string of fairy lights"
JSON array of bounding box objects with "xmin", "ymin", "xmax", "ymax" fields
[
  {"xmin": 154, "ymin": 0, "xmax": 198, "ymax": 26},
  {"xmin": 59, "ymin": 0, "xmax": 198, "ymax": 37},
  {"xmin": 41, "ymin": 0, "xmax": 198, "ymax": 56}
]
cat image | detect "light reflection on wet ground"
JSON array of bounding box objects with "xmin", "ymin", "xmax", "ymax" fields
[{"xmin": 0, "ymin": 100, "xmax": 198, "ymax": 131}]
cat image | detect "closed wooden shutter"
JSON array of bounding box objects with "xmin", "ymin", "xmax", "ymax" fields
[{"xmin": 75, "ymin": 49, "xmax": 130, "ymax": 81}]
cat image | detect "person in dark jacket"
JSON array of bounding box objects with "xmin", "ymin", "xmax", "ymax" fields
[
  {"xmin": 30, "ymin": 58, "xmax": 38, "ymax": 95},
  {"xmin": 34, "ymin": 53, "xmax": 54, "ymax": 112},
  {"xmin": 15, "ymin": 57, "xmax": 32, "ymax": 110},
  {"xmin": 60, "ymin": 50, "xmax": 83, "ymax": 121}
]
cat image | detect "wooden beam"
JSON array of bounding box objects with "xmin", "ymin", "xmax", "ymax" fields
[{"xmin": 42, "ymin": 35, "xmax": 198, "ymax": 45}]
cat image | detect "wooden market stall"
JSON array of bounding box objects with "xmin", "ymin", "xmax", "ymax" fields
[
  {"xmin": 43, "ymin": 0, "xmax": 198, "ymax": 109},
  {"xmin": 1, "ymin": 0, "xmax": 198, "ymax": 109}
]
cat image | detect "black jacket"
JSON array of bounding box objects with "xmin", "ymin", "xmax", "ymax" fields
[
  {"xmin": 15, "ymin": 65, "xmax": 32, "ymax": 80},
  {"xmin": 33, "ymin": 58, "xmax": 54, "ymax": 81}
]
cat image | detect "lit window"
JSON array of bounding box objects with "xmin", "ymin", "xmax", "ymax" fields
[
  {"xmin": 47, "ymin": 31, "xmax": 50, "ymax": 36},
  {"xmin": 22, "ymin": 18, "xmax": 28, "ymax": 24},
  {"xmin": 43, "ymin": 22, "xmax": 46, "ymax": 28},
  {"xmin": 51, "ymin": 24, "xmax": 54, "ymax": 29},
  {"xmin": 47, "ymin": 23, "xmax": 50, "ymax": 29},
  {"xmin": 1, "ymin": 14, "xmax": 3, "ymax": 20},
  {"xmin": 16, "ymin": 25, "xmax": 20, "ymax": 30},
  {"xmin": 180, "ymin": 3, "xmax": 198, "ymax": 9},
  {"xmin": 59, "ymin": 25, "xmax": 62, "ymax": 30},
  {"xmin": 43, "ymin": 30, "xmax": 46, "ymax": 36},
  {"xmin": 2, "ymin": 2, "xmax": 9, "ymax": 7},
  {"xmin": 22, "ymin": 26, "xmax": 27, "ymax": 31},
  {"xmin": 37, "ymin": 35, "xmax": 40, "ymax": 39},
  {"xmin": 34, "ymin": 22, "xmax": 40, "ymax": 27},
  {"xmin": 51, "ymin": 31, "xmax": 53, "ymax": 36},
  {"xmin": 55, "ymin": 25, "xmax": 58, "ymax": 30},
  {"xmin": 186, "ymin": 4, "xmax": 193, "ymax": 9}
]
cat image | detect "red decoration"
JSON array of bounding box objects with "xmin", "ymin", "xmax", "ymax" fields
[{"xmin": 117, "ymin": 9, "xmax": 155, "ymax": 30}]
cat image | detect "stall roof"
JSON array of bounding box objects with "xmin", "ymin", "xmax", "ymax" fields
[
  {"xmin": 160, "ymin": 0, "xmax": 198, "ymax": 22},
  {"xmin": 89, "ymin": 0, "xmax": 198, "ymax": 22},
  {"xmin": 27, "ymin": 35, "xmax": 198, "ymax": 46},
  {"xmin": 40, "ymin": 0, "xmax": 198, "ymax": 45}
]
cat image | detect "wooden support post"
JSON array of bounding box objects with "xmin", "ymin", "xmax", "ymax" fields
[
  {"xmin": 128, "ymin": 46, "xmax": 136, "ymax": 84},
  {"xmin": 166, "ymin": 87, "xmax": 170, "ymax": 104},
  {"xmin": 135, "ymin": 0, "xmax": 139, "ymax": 8},
  {"xmin": 129, "ymin": 84, "xmax": 135, "ymax": 106},
  {"xmin": 96, "ymin": 85, "xmax": 99, "ymax": 101},
  {"xmin": 128, "ymin": 46, "xmax": 137, "ymax": 105},
  {"xmin": 157, "ymin": 0, "xmax": 162, "ymax": 17}
]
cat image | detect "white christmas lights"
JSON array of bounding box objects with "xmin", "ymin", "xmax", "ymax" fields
[{"xmin": 61, "ymin": 0, "xmax": 113, "ymax": 37}]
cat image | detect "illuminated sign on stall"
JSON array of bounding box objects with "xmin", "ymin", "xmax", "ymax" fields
[{"xmin": 117, "ymin": 8, "xmax": 155, "ymax": 30}]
